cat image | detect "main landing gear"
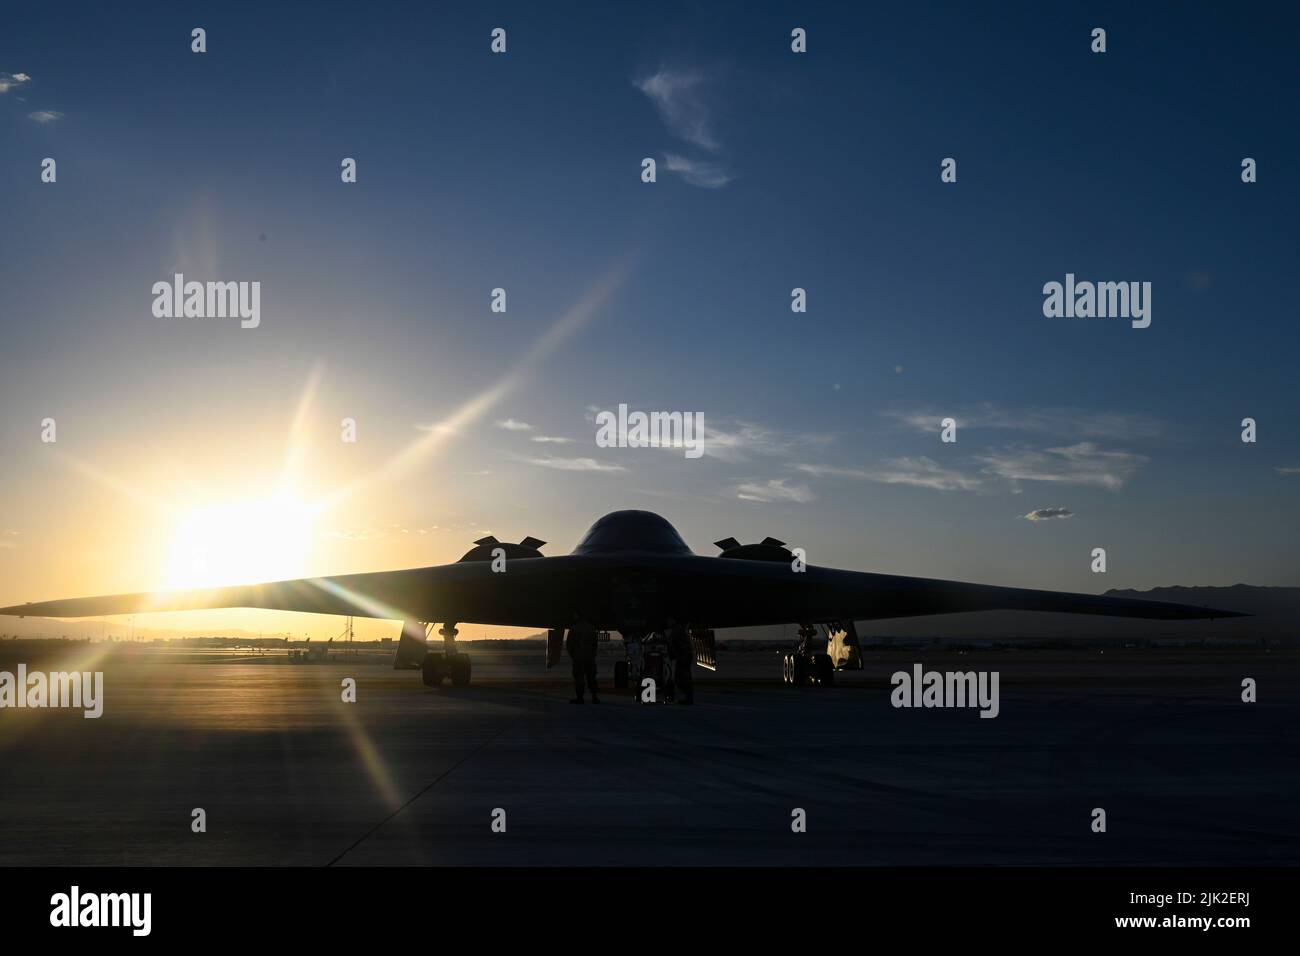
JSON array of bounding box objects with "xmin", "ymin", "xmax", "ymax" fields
[
  {"xmin": 781, "ymin": 623, "xmax": 835, "ymax": 687},
  {"xmin": 419, "ymin": 622, "xmax": 472, "ymax": 687}
]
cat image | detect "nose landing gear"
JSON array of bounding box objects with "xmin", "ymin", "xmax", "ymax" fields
[{"xmin": 612, "ymin": 630, "xmax": 643, "ymax": 690}]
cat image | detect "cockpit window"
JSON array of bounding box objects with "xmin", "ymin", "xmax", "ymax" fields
[{"xmin": 571, "ymin": 510, "xmax": 693, "ymax": 555}]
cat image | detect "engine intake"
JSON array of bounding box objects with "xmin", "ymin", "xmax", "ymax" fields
[
  {"xmin": 457, "ymin": 535, "xmax": 546, "ymax": 562},
  {"xmin": 713, "ymin": 536, "xmax": 794, "ymax": 562}
]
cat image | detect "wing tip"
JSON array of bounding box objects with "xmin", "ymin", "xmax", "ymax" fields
[{"xmin": 1209, "ymin": 608, "xmax": 1251, "ymax": 619}]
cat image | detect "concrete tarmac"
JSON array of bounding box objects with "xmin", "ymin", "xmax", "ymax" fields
[{"xmin": 0, "ymin": 644, "xmax": 1295, "ymax": 866}]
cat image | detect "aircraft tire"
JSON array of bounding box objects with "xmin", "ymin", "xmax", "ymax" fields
[
  {"xmin": 422, "ymin": 655, "xmax": 443, "ymax": 687},
  {"xmin": 451, "ymin": 655, "xmax": 471, "ymax": 687},
  {"xmin": 613, "ymin": 660, "xmax": 629, "ymax": 689},
  {"xmin": 791, "ymin": 654, "xmax": 810, "ymax": 687}
]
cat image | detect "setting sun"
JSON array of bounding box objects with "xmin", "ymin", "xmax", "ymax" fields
[{"xmin": 163, "ymin": 493, "xmax": 317, "ymax": 589}]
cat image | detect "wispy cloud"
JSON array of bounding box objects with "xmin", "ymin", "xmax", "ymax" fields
[
  {"xmin": 663, "ymin": 153, "xmax": 732, "ymax": 189},
  {"xmin": 579, "ymin": 409, "xmax": 827, "ymax": 463},
  {"xmin": 815, "ymin": 405, "xmax": 1158, "ymax": 495},
  {"xmin": 530, "ymin": 435, "xmax": 573, "ymax": 444},
  {"xmin": 495, "ymin": 418, "xmax": 532, "ymax": 432},
  {"xmin": 704, "ymin": 422, "xmax": 830, "ymax": 463},
  {"xmin": 635, "ymin": 68, "xmax": 718, "ymax": 151},
  {"xmin": 636, "ymin": 65, "xmax": 733, "ymax": 188},
  {"xmin": 702, "ymin": 422, "xmax": 784, "ymax": 461},
  {"xmin": 1276, "ymin": 466, "xmax": 1300, "ymax": 475},
  {"xmin": 976, "ymin": 442, "xmax": 1147, "ymax": 491},
  {"xmin": 735, "ymin": 479, "xmax": 814, "ymax": 503},
  {"xmin": 883, "ymin": 403, "xmax": 1163, "ymax": 443},
  {"xmin": 799, "ymin": 441, "xmax": 1145, "ymax": 495},
  {"xmin": 527, "ymin": 456, "xmax": 625, "ymax": 473},
  {"xmin": 1022, "ymin": 507, "xmax": 1074, "ymax": 522},
  {"xmin": 324, "ymin": 523, "xmax": 446, "ymax": 542},
  {"xmin": 0, "ymin": 530, "xmax": 20, "ymax": 549},
  {"xmin": 0, "ymin": 72, "xmax": 31, "ymax": 93},
  {"xmin": 28, "ymin": 110, "xmax": 63, "ymax": 124},
  {"xmin": 797, "ymin": 458, "xmax": 982, "ymax": 492},
  {"xmin": 415, "ymin": 422, "xmax": 458, "ymax": 436},
  {"xmin": 794, "ymin": 463, "xmax": 873, "ymax": 480},
  {"xmin": 812, "ymin": 457, "xmax": 984, "ymax": 492}
]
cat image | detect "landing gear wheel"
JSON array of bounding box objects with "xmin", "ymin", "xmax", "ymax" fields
[
  {"xmin": 613, "ymin": 660, "xmax": 629, "ymax": 689},
  {"xmin": 450, "ymin": 654, "xmax": 472, "ymax": 686},
  {"xmin": 421, "ymin": 654, "xmax": 444, "ymax": 687},
  {"xmin": 791, "ymin": 654, "xmax": 810, "ymax": 687}
]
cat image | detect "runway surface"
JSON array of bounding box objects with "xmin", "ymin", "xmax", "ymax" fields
[{"xmin": 0, "ymin": 643, "xmax": 1296, "ymax": 866}]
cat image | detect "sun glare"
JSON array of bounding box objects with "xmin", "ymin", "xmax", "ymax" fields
[{"xmin": 164, "ymin": 494, "xmax": 316, "ymax": 589}]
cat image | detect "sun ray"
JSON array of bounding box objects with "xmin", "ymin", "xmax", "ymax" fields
[
  {"xmin": 38, "ymin": 259, "xmax": 633, "ymax": 623},
  {"xmin": 319, "ymin": 257, "xmax": 634, "ymax": 512}
]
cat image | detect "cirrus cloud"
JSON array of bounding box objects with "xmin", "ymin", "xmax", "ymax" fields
[
  {"xmin": 882, "ymin": 403, "xmax": 1163, "ymax": 443},
  {"xmin": 636, "ymin": 65, "xmax": 734, "ymax": 189},
  {"xmin": 797, "ymin": 457, "xmax": 983, "ymax": 492},
  {"xmin": 976, "ymin": 442, "xmax": 1146, "ymax": 491},
  {"xmin": 635, "ymin": 68, "xmax": 718, "ymax": 151},
  {"xmin": 527, "ymin": 456, "xmax": 625, "ymax": 473},
  {"xmin": 663, "ymin": 153, "xmax": 732, "ymax": 189},
  {"xmin": 495, "ymin": 418, "xmax": 532, "ymax": 432},
  {"xmin": 735, "ymin": 479, "xmax": 814, "ymax": 504}
]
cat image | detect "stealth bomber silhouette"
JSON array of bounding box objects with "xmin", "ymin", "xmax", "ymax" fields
[{"xmin": 0, "ymin": 509, "xmax": 1245, "ymax": 688}]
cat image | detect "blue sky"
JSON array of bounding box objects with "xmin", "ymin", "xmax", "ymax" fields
[{"xmin": 1, "ymin": 1, "xmax": 1298, "ymax": 632}]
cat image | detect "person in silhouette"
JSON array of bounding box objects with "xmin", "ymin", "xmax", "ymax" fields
[
  {"xmin": 566, "ymin": 614, "xmax": 600, "ymax": 704},
  {"xmin": 667, "ymin": 619, "xmax": 694, "ymax": 705}
]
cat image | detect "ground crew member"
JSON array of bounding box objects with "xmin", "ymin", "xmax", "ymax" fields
[{"xmin": 567, "ymin": 616, "xmax": 600, "ymax": 704}]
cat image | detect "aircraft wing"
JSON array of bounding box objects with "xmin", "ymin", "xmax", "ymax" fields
[
  {"xmin": 0, "ymin": 565, "xmax": 471, "ymax": 623},
  {"xmin": 629, "ymin": 558, "xmax": 1249, "ymax": 627},
  {"xmin": 789, "ymin": 567, "xmax": 1249, "ymax": 623},
  {"xmin": 0, "ymin": 554, "xmax": 1248, "ymax": 629},
  {"xmin": 0, "ymin": 557, "xmax": 655, "ymax": 626}
]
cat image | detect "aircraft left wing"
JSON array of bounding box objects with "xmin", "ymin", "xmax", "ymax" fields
[{"xmin": 0, "ymin": 565, "xmax": 474, "ymax": 623}]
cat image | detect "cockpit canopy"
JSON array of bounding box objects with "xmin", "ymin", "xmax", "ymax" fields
[{"xmin": 571, "ymin": 510, "xmax": 694, "ymax": 556}]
